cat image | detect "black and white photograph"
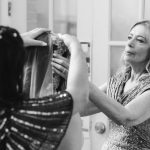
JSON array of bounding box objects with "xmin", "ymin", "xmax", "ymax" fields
[{"xmin": 0, "ymin": 0, "xmax": 150, "ymax": 150}]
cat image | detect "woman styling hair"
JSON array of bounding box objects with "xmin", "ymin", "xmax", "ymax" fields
[
  {"xmin": 52, "ymin": 20, "xmax": 150, "ymax": 149},
  {"xmin": 0, "ymin": 26, "xmax": 88, "ymax": 150}
]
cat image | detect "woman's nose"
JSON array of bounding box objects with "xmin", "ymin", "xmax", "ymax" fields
[{"xmin": 127, "ymin": 38, "xmax": 135, "ymax": 48}]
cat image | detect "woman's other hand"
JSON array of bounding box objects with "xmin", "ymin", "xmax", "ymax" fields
[
  {"xmin": 52, "ymin": 53, "xmax": 69, "ymax": 80},
  {"xmin": 21, "ymin": 28, "xmax": 50, "ymax": 47},
  {"xmin": 60, "ymin": 34, "xmax": 89, "ymax": 114},
  {"xmin": 58, "ymin": 34, "xmax": 81, "ymax": 53}
]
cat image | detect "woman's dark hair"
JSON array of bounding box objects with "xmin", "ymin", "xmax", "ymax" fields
[{"xmin": 0, "ymin": 26, "xmax": 25, "ymax": 102}]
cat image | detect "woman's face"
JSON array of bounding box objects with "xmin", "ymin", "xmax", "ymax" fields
[{"xmin": 123, "ymin": 24, "xmax": 150, "ymax": 66}]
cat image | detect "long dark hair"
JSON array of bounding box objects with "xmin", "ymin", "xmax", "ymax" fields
[{"xmin": 0, "ymin": 26, "xmax": 25, "ymax": 102}]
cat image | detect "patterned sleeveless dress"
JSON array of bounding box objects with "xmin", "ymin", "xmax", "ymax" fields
[
  {"xmin": 102, "ymin": 68, "xmax": 150, "ymax": 150},
  {"xmin": 0, "ymin": 91, "xmax": 73, "ymax": 150}
]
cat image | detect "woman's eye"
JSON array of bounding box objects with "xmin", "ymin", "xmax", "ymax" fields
[
  {"xmin": 137, "ymin": 39, "xmax": 144, "ymax": 43},
  {"xmin": 128, "ymin": 36, "xmax": 132, "ymax": 40}
]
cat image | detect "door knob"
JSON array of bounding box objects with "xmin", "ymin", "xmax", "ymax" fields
[{"xmin": 95, "ymin": 122, "xmax": 106, "ymax": 134}]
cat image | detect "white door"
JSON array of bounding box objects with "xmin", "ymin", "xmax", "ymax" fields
[{"xmin": 88, "ymin": 0, "xmax": 150, "ymax": 150}]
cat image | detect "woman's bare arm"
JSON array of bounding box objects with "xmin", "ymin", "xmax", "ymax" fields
[
  {"xmin": 89, "ymin": 82, "xmax": 150, "ymax": 126},
  {"xmin": 80, "ymin": 82, "xmax": 107, "ymax": 116},
  {"xmin": 61, "ymin": 34, "xmax": 89, "ymax": 115}
]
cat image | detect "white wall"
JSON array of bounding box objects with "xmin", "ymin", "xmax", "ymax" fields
[{"xmin": 0, "ymin": 0, "xmax": 1, "ymax": 24}]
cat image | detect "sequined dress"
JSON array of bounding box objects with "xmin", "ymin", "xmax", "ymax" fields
[
  {"xmin": 0, "ymin": 91, "xmax": 73, "ymax": 150},
  {"xmin": 102, "ymin": 68, "xmax": 150, "ymax": 150}
]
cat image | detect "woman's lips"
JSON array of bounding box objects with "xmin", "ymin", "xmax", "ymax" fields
[{"xmin": 124, "ymin": 51, "xmax": 135, "ymax": 55}]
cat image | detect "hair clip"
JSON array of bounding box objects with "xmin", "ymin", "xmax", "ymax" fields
[
  {"xmin": 0, "ymin": 29, "xmax": 3, "ymax": 40},
  {"xmin": 0, "ymin": 29, "xmax": 3, "ymax": 34},
  {"xmin": 0, "ymin": 35, "xmax": 2, "ymax": 39},
  {"xmin": 0, "ymin": 27, "xmax": 6, "ymax": 34},
  {"xmin": 13, "ymin": 32, "xmax": 17, "ymax": 37}
]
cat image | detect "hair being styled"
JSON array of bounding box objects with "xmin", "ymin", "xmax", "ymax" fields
[{"xmin": 0, "ymin": 26, "xmax": 25, "ymax": 102}]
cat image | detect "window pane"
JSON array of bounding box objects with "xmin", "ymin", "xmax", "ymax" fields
[
  {"xmin": 145, "ymin": 0, "xmax": 150, "ymax": 19},
  {"xmin": 111, "ymin": 0, "xmax": 139, "ymax": 41},
  {"xmin": 110, "ymin": 46, "xmax": 124, "ymax": 76},
  {"xmin": 53, "ymin": 0, "xmax": 77, "ymax": 35},
  {"xmin": 27, "ymin": 0, "xmax": 49, "ymax": 30}
]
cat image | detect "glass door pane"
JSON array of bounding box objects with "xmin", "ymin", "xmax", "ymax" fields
[
  {"xmin": 53, "ymin": 0, "xmax": 77, "ymax": 35},
  {"xmin": 110, "ymin": 46, "xmax": 124, "ymax": 76},
  {"xmin": 111, "ymin": 0, "xmax": 139, "ymax": 41},
  {"xmin": 27, "ymin": 0, "xmax": 49, "ymax": 30}
]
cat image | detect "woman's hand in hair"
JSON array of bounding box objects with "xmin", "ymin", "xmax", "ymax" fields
[
  {"xmin": 61, "ymin": 34, "xmax": 89, "ymax": 114},
  {"xmin": 58, "ymin": 34, "xmax": 81, "ymax": 52},
  {"xmin": 52, "ymin": 53, "xmax": 69, "ymax": 80},
  {"xmin": 21, "ymin": 28, "xmax": 50, "ymax": 47}
]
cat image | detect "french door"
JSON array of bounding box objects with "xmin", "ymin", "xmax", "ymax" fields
[{"xmin": 89, "ymin": 0, "xmax": 150, "ymax": 150}]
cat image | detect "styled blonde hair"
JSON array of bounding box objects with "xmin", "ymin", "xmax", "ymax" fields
[{"xmin": 118, "ymin": 20, "xmax": 150, "ymax": 74}]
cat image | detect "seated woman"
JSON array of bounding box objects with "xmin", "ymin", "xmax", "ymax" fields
[{"xmin": 0, "ymin": 26, "xmax": 88, "ymax": 150}]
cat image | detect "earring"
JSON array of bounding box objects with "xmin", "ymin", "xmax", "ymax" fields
[{"xmin": 146, "ymin": 59, "xmax": 150, "ymax": 73}]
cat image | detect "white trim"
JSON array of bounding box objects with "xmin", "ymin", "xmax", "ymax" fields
[
  {"xmin": 0, "ymin": 0, "xmax": 1, "ymax": 24},
  {"xmin": 108, "ymin": 0, "xmax": 112, "ymax": 78},
  {"xmin": 48, "ymin": 0, "xmax": 54, "ymax": 30},
  {"xmin": 77, "ymin": 0, "xmax": 93, "ymax": 82},
  {"xmin": 138, "ymin": 0, "xmax": 145, "ymax": 20},
  {"xmin": 108, "ymin": 0, "xmax": 112, "ymax": 42},
  {"xmin": 91, "ymin": 0, "xmax": 109, "ymax": 86},
  {"xmin": 109, "ymin": 41, "xmax": 126, "ymax": 46}
]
